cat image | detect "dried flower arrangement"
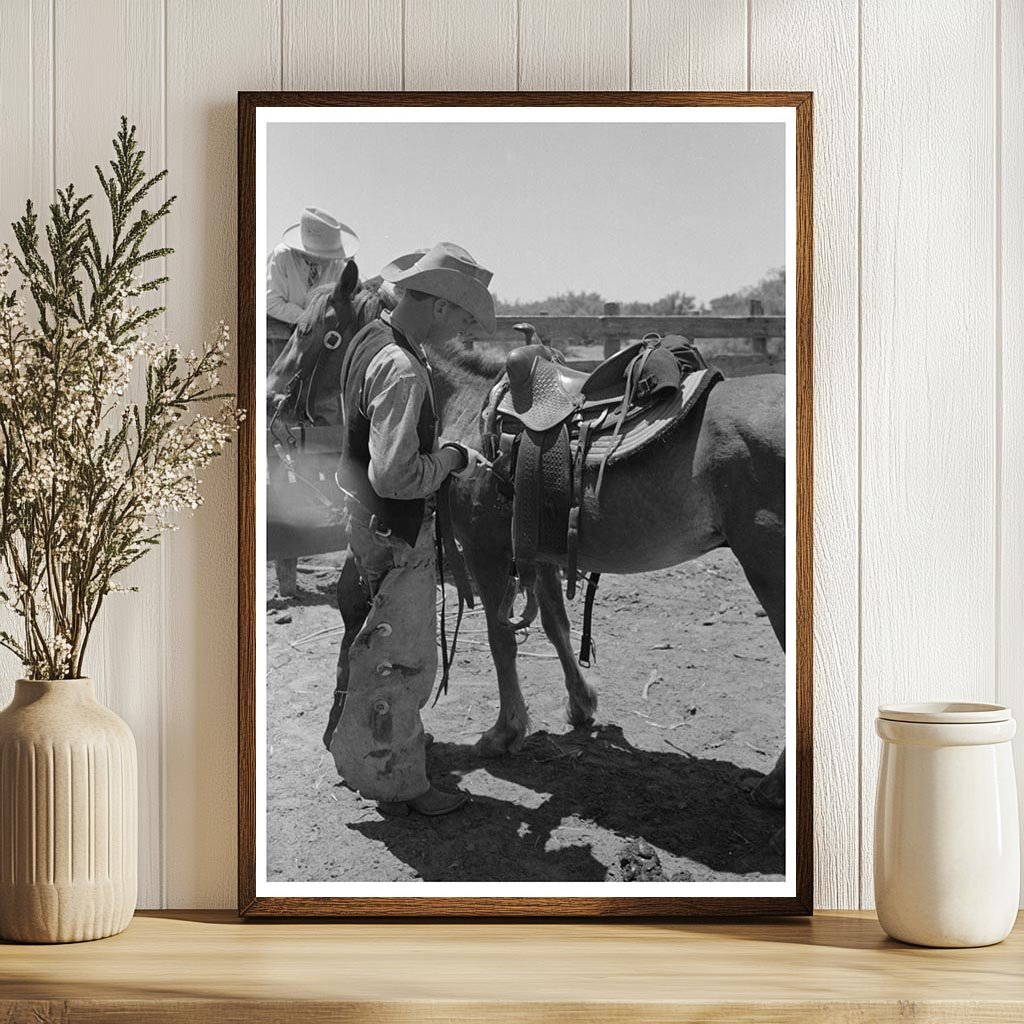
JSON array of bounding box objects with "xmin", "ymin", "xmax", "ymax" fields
[{"xmin": 0, "ymin": 118, "xmax": 242, "ymax": 679}]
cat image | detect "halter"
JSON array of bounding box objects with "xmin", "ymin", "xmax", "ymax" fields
[{"xmin": 271, "ymin": 286, "xmax": 385, "ymax": 431}]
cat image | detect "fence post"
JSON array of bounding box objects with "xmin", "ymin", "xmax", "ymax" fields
[
  {"xmin": 602, "ymin": 301, "xmax": 621, "ymax": 359},
  {"xmin": 749, "ymin": 298, "xmax": 767, "ymax": 355}
]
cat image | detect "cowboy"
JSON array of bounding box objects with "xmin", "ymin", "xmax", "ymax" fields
[
  {"xmin": 328, "ymin": 242, "xmax": 494, "ymax": 817},
  {"xmin": 267, "ymin": 208, "xmax": 360, "ymax": 598},
  {"xmin": 267, "ymin": 207, "xmax": 360, "ymax": 332}
]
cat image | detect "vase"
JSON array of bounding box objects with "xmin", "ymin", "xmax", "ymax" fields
[
  {"xmin": 874, "ymin": 702, "xmax": 1019, "ymax": 948},
  {"xmin": 0, "ymin": 678, "xmax": 137, "ymax": 942}
]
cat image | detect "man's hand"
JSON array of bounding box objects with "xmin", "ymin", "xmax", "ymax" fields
[{"xmin": 442, "ymin": 443, "xmax": 492, "ymax": 481}]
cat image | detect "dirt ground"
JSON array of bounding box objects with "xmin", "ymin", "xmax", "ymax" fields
[{"xmin": 266, "ymin": 545, "xmax": 786, "ymax": 885}]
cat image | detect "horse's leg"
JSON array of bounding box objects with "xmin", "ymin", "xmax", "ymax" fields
[
  {"xmin": 465, "ymin": 550, "xmax": 530, "ymax": 758},
  {"xmin": 720, "ymin": 501, "xmax": 787, "ymax": 810},
  {"xmin": 322, "ymin": 549, "xmax": 370, "ymax": 751},
  {"xmin": 535, "ymin": 563, "xmax": 598, "ymax": 726},
  {"xmin": 754, "ymin": 750, "xmax": 786, "ymax": 810}
]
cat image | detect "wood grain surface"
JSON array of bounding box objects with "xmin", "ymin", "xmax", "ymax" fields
[{"xmin": 1, "ymin": 910, "xmax": 1023, "ymax": 1023}]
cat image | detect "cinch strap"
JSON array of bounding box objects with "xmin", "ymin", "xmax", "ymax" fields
[{"xmin": 579, "ymin": 572, "xmax": 601, "ymax": 668}]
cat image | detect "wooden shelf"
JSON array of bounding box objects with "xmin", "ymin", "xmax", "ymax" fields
[{"xmin": 2, "ymin": 910, "xmax": 1022, "ymax": 1022}]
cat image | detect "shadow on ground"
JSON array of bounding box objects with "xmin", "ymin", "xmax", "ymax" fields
[{"xmin": 350, "ymin": 724, "xmax": 784, "ymax": 882}]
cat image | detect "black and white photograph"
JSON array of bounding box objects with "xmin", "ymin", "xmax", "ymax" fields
[{"xmin": 245, "ymin": 96, "xmax": 809, "ymax": 913}]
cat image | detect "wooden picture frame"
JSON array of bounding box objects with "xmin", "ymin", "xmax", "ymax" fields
[{"xmin": 238, "ymin": 91, "xmax": 813, "ymax": 917}]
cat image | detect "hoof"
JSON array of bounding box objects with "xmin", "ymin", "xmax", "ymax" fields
[
  {"xmin": 565, "ymin": 701, "xmax": 595, "ymax": 728},
  {"xmin": 745, "ymin": 772, "xmax": 785, "ymax": 811},
  {"xmin": 565, "ymin": 683, "xmax": 598, "ymax": 728},
  {"xmin": 473, "ymin": 724, "xmax": 526, "ymax": 758}
]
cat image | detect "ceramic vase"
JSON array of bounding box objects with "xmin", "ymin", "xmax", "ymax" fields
[
  {"xmin": 874, "ymin": 702, "xmax": 1019, "ymax": 948},
  {"xmin": 0, "ymin": 678, "xmax": 137, "ymax": 943}
]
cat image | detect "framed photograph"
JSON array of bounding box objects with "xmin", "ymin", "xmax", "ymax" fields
[{"xmin": 238, "ymin": 91, "xmax": 812, "ymax": 916}]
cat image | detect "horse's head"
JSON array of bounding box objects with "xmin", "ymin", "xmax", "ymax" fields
[{"xmin": 267, "ymin": 260, "xmax": 384, "ymax": 423}]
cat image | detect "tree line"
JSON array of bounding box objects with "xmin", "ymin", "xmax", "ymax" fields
[{"xmin": 494, "ymin": 267, "xmax": 785, "ymax": 318}]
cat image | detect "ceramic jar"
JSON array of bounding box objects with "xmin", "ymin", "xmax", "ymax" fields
[
  {"xmin": 874, "ymin": 702, "xmax": 1019, "ymax": 947},
  {"xmin": 0, "ymin": 678, "xmax": 137, "ymax": 943}
]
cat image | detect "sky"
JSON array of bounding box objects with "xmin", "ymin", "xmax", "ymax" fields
[{"xmin": 267, "ymin": 120, "xmax": 785, "ymax": 306}]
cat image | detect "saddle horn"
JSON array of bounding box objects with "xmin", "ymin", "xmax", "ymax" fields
[{"xmin": 512, "ymin": 322, "xmax": 537, "ymax": 344}]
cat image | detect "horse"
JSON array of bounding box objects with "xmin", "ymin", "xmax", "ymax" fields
[
  {"xmin": 433, "ymin": 342, "xmax": 786, "ymax": 806},
  {"xmin": 324, "ymin": 335, "xmax": 787, "ymax": 810},
  {"xmin": 267, "ymin": 259, "xmax": 386, "ymax": 425},
  {"xmin": 266, "ymin": 260, "xmax": 386, "ymax": 596}
]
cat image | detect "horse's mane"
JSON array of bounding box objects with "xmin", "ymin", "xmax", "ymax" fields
[
  {"xmin": 296, "ymin": 281, "xmax": 337, "ymax": 334},
  {"xmin": 296, "ymin": 281, "xmax": 384, "ymax": 336},
  {"xmin": 434, "ymin": 340, "xmax": 505, "ymax": 382}
]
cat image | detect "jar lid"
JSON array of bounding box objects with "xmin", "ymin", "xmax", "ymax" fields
[{"xmin": 877, "ymin": 701, "xmax": 1011, "ymax": 724}]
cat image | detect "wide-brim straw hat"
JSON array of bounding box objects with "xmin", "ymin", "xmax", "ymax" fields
[
  {"xmin": 282, "ymin": 207, "xmax": 360, "ymax": 260},
  {"xmin": 381, "ymin": 242, "xmax": 496, "ymax": 334}
]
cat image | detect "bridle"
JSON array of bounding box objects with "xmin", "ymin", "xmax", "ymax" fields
[{"xmin": 270, "ymin": 287, "xmax": 384, "ymax": 436}]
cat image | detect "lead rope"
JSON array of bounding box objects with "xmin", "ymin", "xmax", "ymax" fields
[{"xmin": 432, "ymin": 514, "xmax": 465, "ymax": 706}]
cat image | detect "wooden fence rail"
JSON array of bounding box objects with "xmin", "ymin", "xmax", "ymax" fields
[
  {"xmin": 463, "ymin": 300, "xmax": 786, "ymax": 376},
  {"xmin": 465, "ymin": 313, "xmax": 785, "ymax": 350}
]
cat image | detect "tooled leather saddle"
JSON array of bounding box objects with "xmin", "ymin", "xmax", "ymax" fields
[{"xmin": 481, "ymin": 324, "xmax": 722, "ymax": 662}]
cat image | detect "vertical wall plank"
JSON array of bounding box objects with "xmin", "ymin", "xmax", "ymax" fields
[
  {"xmin": 1000, "ymin": 0, "xmax": 1024, "ymax": 904},
  {"xmin": 404, "ymin": 0, "xmax": 516, "ymax": 89},
  {"xmin": 0, "ymin": 2, "xmax": 53, "ymax": 699},
  {"xmin": 52, "ymin": 0, "xmax": 166, "ymax": 910},
  {"xmin": 284, "ymin": 0, "xmax": 402, "ymax": 90},
  {"xmin": 165, "ymin": 0, "xmax": 279, "ymax": 908},
  {"xmin": 860, "ymin": 0, "xmax": 997, "ymax": 908},
  {"xmin": 631, "ymin": 0, "xmax": 746, "ymax": 90},
  {"xmin": 750, "ymin": 1, "xmax": 860, "ymax": 911},
  {"xmin": 519, "ymin": 0, "xmax": 629, "ymax": 90},
  {"xmin": 0, "ymin": 0, "xmax": 52, "ymax": 226}
]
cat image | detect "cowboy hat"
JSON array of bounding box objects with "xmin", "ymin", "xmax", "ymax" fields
[
  {"xmin": 381, "ymin": 242, "xmax": 496, "ymax": 334},
  {"xmin": 282, "ymin": 207, "xmax": 360, "ymax": 260}
]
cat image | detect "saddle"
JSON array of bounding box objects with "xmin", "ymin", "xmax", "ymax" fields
[{"xmin": 483, "ymin": 326, "xmax": 722, "ymax": 661}]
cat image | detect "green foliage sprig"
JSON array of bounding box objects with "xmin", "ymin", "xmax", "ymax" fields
[{"xmin": 0, "ymin": 117, "xmax": 242, "ymax": 679}]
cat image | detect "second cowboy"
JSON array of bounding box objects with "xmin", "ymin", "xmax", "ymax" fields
[{"xmin": 329, "ymin": 242, "xmax": 495, "ymax": 817}]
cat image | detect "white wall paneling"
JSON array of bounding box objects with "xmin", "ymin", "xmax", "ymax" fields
[
  {"xmin": 283, "ymin": 0, "xmax": 402, "ymax": 91},
  {"xmin": 0, "ymin": 0, "xmax": 1018, "ymax": 909},
  {"xmin": 163, "ymin": 0, "xmax": 280, "ymax": 908},
  {"xmin": 53, "ymin": 0, "xmax": 167, "ymax": 910},
  {"xmin": 1000, "ymin": 0, "xmax": 1024, "ymax": 899},
  {"xmin": 404, "ymin": 0, "xmax": 516, "ymax": 90},
  {"xmin": 0, "ymin": 2, "xmax": 54, "ymax": 694},
  {"xmin": 630, "ymin": 0, "xmax": 746, "ymax": 91},
  {"xmin": 518, "ymin": 0, "xmax": 629, "ymax": 90},
  {"xmin": 859, "ymin": 0, "xmax": 998, "ymax": 909},
  {"xmin": 750, "ymin": 0, "xmax": 860, "ymax": 910}
]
